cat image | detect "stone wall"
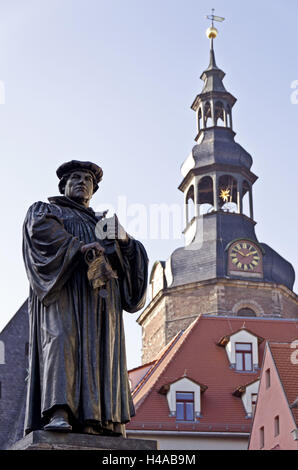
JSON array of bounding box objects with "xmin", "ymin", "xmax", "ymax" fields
[{"xmin": 138, "ymin": 280, "xmax": 298, "ymax": 363}]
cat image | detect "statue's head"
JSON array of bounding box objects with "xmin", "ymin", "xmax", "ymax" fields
[{"xmin": 56, "ymin": 160, "xmax": 103, "ymax": 207}]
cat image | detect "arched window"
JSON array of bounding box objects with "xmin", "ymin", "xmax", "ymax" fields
[
  {"xmin": 204, "ymin": 101, "xmax": 212, "ymax": 128},
  {"xmin": 242, "ymin": 180, "xmax": 251, "ymax": 217},
  {"xmin": 237, "ymin": 308, "xmax": 256, "ymax": 317},
  {"xmin": 197, "ymin": 107, "xmax": 203, "ymax": 132},
  {"xmin": 226, "ymin": 104, "xmax": 232, "ymax": 128},
  {"xmin": 214, "ymin": 101, "xmax": 224, "ymax": 126},
  {"xmin": 186, "ymin": 185, "xmax": 195, "ymax": 224},
  {"xmin": 198, "ymin": 176, "xmax": 214, "ymax": 215},
  {"xmin": 218, "ymin": 175, "xmax": 238, "ymax": 212}
]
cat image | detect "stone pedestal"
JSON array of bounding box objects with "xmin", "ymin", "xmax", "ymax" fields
[{"xmin": 10, "ymin": 430, "xmax": 158, "ymax": 451}]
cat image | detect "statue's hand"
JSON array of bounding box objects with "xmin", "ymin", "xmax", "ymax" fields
[{"xmin": 81, "ymin": 241, "xmax": 105, "ymax": 257}]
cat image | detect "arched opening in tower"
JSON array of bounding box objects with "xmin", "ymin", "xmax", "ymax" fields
[
  {"xmin": 186, "ymin": 185, "xmax": 195, "ymax": 224},
  {"xmin": 242, "ymin": 180, "xmax": 251, "ymax": 217},
  {"xmin": 197, "ymin": 107, "xmax": 203, "ymax": 132},
  {"xmin": 214, "ymin": 101, "xmax": 225, "ymax": 126},
  {"xmin": 218, "ymin": 174, "xmax": 237, "ymax": 212},
  {"xmin": 226, "ymin": 104, "xmax": 232, "ymax": 129},
  {"xmin": 204, "ymin": 101, "xmax": 212, "ymax": 127},
  {"xmin": 198, "ymin": 176, "xmax": 214, "ymax": 215}
]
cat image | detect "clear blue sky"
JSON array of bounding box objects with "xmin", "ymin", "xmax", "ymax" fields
[{"xmin": 0, "ymin": 0, "xmax": 297, "ymax": 369}]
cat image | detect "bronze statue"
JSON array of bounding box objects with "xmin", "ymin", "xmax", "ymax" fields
[{"xmin": 22, "ymin": 160, "xmax": 148, "ymax": 436}]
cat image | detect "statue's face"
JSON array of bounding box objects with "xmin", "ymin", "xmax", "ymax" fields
[{"xmin": 64, "ymin": 170, "xmax": 94, "ymax": 206}]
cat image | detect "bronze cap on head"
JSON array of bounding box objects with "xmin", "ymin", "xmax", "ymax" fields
[{"xmin": 56, "ymin": 160, "xmax": 103, "ymax": 194}]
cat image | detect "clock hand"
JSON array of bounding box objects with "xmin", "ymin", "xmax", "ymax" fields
[{"xmin": 234, "ymin": 249, "xmax": 246, "ymax": 256}]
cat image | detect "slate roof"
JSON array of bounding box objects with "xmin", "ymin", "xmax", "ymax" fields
[
  {"xmin": 168, "ymin": 211, "xmax": 296, "ymax": 290},
  {"xmin": 127, "ymin": 316, "xmax": 298, "ymax": 434}
]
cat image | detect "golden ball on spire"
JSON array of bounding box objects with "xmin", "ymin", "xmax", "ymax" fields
[{"xmin": 206, "ymin": 26, "xmax": 218, "ymax": 39}]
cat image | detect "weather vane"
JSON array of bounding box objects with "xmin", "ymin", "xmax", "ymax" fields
[{"xmin": 206, "ymin": 8, "xmax": 225, "ymax": 39}]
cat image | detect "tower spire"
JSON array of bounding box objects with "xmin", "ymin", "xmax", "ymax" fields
[
  {"xmin": 181, "ymin": 12, "xmax": 256, "ymax": 239},
  {"xmin": 208, "ymin": 38, "xmax": 218, "ymax": 70},
  {"xmin": 191, "ymin": 12, "xmax": 236, "ymax": 139},
  {"xmin": 205, "ymin": 9, "xmax": 224, "ymax": 71}
]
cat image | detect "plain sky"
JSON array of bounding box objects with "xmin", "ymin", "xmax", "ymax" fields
[{"xmin": 0, "ymin": 0, "xmax": 297, "ymax": 369}]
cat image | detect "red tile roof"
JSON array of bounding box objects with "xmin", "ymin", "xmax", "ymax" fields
[
  {"xmin": 129, "ymin": 362, "xmax": 155, "ymax": 391},
  {"xmin": 128, "ymin": 315, "xmax": 298, "ymax": 433},
  {"xmin": 269, "ymin": 342, "xmax": 298, "ymax": 427},
  {"xmin": 217, "ymin": 326, "xmax": 264, "ymax": 347}
]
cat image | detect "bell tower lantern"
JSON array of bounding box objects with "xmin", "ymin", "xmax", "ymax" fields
[{"xmin": 181, "ymin": 23, "xmax": 256, "ymax": 245}]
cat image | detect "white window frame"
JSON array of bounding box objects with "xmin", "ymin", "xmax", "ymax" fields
[
  {"xmin": 166, "ymin": 377, "xmax": 202, "ymax": 419},
  {"xmin": 225, "ymin": 330, "xmax": 259, "ymax": 371},
  {"xmin": 241, "ymin": 380, "xmax": 260, "ymax": 418}
]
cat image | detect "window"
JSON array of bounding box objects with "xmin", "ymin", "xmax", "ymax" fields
[
  {"xmin": 251, "ymin": 393, "xmax": 258, "ymax": 415},
  {"xmin": 186, "ymin": 186, "xmax": 195, "ymax": 225},
  {"xmin": 176, "ymin": 392, "xmax": 194, "ymax": 421},
  {"xmin": 260, "ymin": 426, "xmax": 265, "ymax": 449},
  {"xmin": 274, "ymin": 416, "xmax": 280, "ymax": 437},
  {"xmin": 221, "ymin": 328, "xmax": 260, "ymax": 371},
  {"xmin": 235, "ymin": 343, "xmax": 253, "ymax": 371},
  {"xmin": 265, "ymin": 369, "xmax": 271, "ymax": 388},
  {"xmin": 237, "ymin": 308, "xmax": 256, "ymax": 317},
  {"xmin": 163, "ymin": 377, "xmax": 206, "ymax": 418}
]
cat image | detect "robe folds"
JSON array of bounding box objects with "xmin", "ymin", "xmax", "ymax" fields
[{"xmin": 22, "ymin": 196, "xmax": 148, "ymax": 436}]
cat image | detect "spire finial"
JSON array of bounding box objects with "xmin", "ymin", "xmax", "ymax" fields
[{"xmin": 206, "ymin": 8, "xmax": 225, "ymax": 40}]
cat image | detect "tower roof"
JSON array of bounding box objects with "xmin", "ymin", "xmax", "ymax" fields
[
  {"xmin": 191, "ymin": 39, "xmax": 236, "ymax": 113},
  {"xmin": 199, "ymin": 39, "xmax": 227, "ymax": 95}
]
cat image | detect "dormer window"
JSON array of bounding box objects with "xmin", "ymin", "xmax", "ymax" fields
[
  {"xmin": 158, "ymin": 376, "xmax": 207, "ymax": 420},
  {"xmin": 176, "ymin": 392, "xmax": 194, "ymax": 421},
  {"xmin": 217, "ymin": 327, "xmax": 263, "ymax": 372},
  {"xmin": 233, "ymin": 379, "xmax": 260, "ymax": 418},
  {"xmin": 235, "ymin": 343, "xmax": 253, "ymax": 371}
]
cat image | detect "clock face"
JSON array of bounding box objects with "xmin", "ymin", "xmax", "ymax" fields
[{"xmin": 228, "ymin": 241, "xmax": 263, "ymax": 275}]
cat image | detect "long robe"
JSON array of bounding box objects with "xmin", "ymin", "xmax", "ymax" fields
[{"xmin": 22, "ymin": 196, "xmax": 148, "ymax": 436}]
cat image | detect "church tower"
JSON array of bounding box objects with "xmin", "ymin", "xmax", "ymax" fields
[{"xmin": 138, "ymin": 24, "xmax": 298, "ymax": 364}]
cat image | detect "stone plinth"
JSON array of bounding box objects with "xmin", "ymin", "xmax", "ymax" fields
[{"xmin": 10, "ymin": 430, "xmax": 158, "ymax": 450}]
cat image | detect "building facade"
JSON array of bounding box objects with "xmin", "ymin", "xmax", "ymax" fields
[
  {"xmin": 127, "ymin": 317, "xmax": 298, "ymax": 450},
  {"xmin": 248, "ymin": 342, "xmax": 298, "ymax": 450}
]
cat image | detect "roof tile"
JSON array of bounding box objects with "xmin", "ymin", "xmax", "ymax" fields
[{"xmin": 128, "ymin": 316, "xmax": 298, "ymax": 433}]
